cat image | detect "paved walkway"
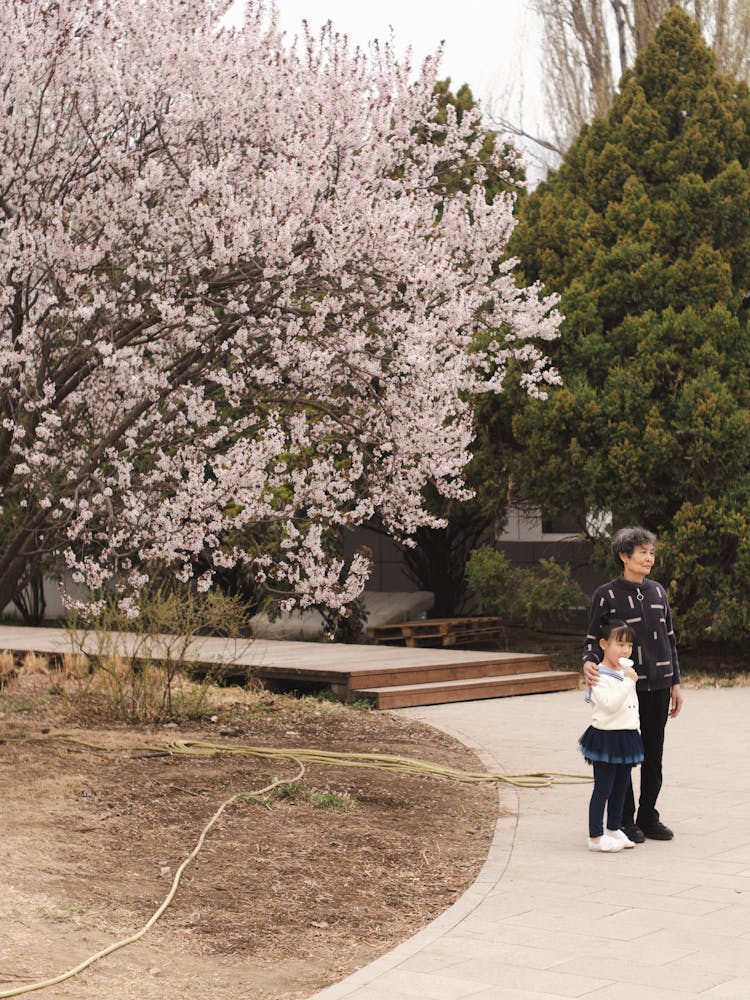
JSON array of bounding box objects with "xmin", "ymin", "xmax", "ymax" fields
[{"xmin": 313, "ymin": 686, "xmax": 750, "ymax": 1000}]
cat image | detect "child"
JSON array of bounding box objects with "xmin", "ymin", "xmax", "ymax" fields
[{"xmin": 580, "ymin": 617, "xmax": 644, "ymax": 852}]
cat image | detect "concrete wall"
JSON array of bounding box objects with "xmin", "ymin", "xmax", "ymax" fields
[
  {"xmin": 343, "ymin": 523, "xmax": 414, "ymax": 592},
  {"xmin": 4, "ymin": 506, "xmax": 606, "ymax": 622}
]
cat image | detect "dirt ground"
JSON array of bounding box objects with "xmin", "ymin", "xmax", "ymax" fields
[{"xmin": 0, "ymin": 669, "xmax": 500, "ymax": 1000}]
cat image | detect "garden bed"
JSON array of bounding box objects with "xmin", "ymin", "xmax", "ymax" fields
[{"xmin": 0, "ymin": 666, "xmax": 498, "ymax": 1000}]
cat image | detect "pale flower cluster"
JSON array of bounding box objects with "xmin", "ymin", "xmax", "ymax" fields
[{"xmin": 0, "ymin": 0, "xmax": 561, "ymax": 613}]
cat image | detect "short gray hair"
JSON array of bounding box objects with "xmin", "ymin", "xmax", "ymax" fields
[{"xmin": 611, "ymin": 526, "xmax": 657, "ymax": 568}]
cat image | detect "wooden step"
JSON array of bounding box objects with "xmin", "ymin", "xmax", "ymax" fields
[
  {"xmin": 353, "ymin": 670, "xmax": 581, "ymax": 709},
  {"xmin": 345, "ymin": 654, "xmax": 551, "ymax": 692}
]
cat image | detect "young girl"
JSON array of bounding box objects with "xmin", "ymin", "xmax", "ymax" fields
[{"xmin": 580, "ymin": 617, "xmax": 644, "ymax": 852}]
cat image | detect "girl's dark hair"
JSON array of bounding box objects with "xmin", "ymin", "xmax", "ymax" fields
[{"xmin": 599, "ymin": 614, "xmax": 636, "ymax": 645}]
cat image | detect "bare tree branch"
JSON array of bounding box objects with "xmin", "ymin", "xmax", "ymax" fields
[{"xmin": 494, "ymin": 0, "xmax": 750, "ymax": 170}]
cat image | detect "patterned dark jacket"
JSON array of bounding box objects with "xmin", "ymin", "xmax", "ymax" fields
[{"xmin": 583, "ymin": 577, "xmax": 680, "ymax": 692}]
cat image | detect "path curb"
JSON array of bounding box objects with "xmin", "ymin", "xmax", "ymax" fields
[{"xmin": 309, "ymin": 721, "xmax": 519, "ymax": 999}]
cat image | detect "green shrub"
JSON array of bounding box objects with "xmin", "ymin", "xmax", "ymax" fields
[
  {"xmin": 466, "ymin": 547, "xmax": 584, "ymax": 629},
  {"xmin": 277, "ymin": 782, "xmax": 358, "ymax": 811}
]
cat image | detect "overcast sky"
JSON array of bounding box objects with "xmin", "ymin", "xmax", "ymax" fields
[
  {"xmin": 274, "ymin": 2, "xmax": 538, "ymax": 95},
  {"xmin": 224, "ymin": 2, "xmax": 549, "ymax": 172},
  {"xmin": 271, "ymin": 1, "xmax": 546, "ymax": 136}
]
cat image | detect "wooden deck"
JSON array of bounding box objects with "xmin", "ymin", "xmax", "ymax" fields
[{"xmin": 0, "ymin": 625, "xmax": 580, "ymax": 710}]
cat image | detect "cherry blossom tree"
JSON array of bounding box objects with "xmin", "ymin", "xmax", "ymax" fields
[{"xmin": 0, "ymin": 0, "xmax": 561, "ymax": 616}]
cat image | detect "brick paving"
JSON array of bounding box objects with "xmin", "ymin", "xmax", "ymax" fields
[{"xmin": 313, "ymin": 687, "xmax": 750, "ymax": 999}]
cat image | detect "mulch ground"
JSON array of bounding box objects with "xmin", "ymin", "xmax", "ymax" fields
[{"xmin": 0, "ymin": 669, "xmax": 500, "ymax": 1000}]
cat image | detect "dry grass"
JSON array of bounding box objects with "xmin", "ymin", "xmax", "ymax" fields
[
  {"xmin": 61, "ymin": 651, "xmax": 89, "ymax": 681},
  {"xmin": 681, "ymin": 670, "xmax": 750, "ymax": 689},
  {"xmin": 61, "ymin": 651, "xmax": 220, "ymax": 723},
  {"xmin": 0, "ymin": 650, "xmax": 16, "ymax": 691},
  {"xmin": 0, "ymin": 650, "xmax": 50, "ymax": 692},
  {"xmin": 22, "ymin": 651, "xmax": 50, "ymax": 675},
  {"xmin": 0, "ymin": 644, "xmax": 247, "ymax": 723}
]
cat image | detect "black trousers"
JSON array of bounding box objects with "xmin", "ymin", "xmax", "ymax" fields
[{"xmin": 623, "ymin": 686, "xmax": 671, "ymax": 828}]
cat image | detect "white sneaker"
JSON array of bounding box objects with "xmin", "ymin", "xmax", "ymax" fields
[
  {"xmin": 606, "ymin": 828, "xmax": 636, "ymax": 848},
  {"xmin": 588, "ymin": 834, "xmax": 625, "ymax": 852}
]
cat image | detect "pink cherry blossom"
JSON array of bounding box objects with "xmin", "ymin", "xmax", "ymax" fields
[{"xmin": 0, "ymin": 0, "xmax": 561, "ymax": 614}]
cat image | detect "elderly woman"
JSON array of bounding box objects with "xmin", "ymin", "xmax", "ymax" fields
[{"xmin": 582, "ymin": 526, "xmax": 683, "ymax": 843}]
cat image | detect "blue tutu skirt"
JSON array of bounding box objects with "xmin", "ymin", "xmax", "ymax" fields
[{"xmin": 579, "ymin": 726, "xmax": 644, "ymax": 765}]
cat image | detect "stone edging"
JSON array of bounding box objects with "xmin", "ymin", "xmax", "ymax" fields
[{"xmin": 308, "ymin": 720, "xmax": 519, "ymax": 999}]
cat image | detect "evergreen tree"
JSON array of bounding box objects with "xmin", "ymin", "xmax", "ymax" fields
[{"xmin": 507, "ymin": 8, "xmax": 750, "ymax": 642}]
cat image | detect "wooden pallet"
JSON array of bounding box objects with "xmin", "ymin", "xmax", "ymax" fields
[{"xmin": 367, "ymin": 616, "xmax": 505, "ymax": 648}]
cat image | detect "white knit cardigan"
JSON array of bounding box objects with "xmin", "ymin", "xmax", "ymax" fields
[{"xmin": 589, "ymin": 670, "xmax": 640, "ymax": 731}]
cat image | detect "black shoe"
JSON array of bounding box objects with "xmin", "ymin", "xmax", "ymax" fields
[
  {"xmin": 641, "ymin": 819, "xmax": 674, "ymax": 840},
  {"xmin": 622, "ymin": 823, "xmax": 645, "ymax": 844}
]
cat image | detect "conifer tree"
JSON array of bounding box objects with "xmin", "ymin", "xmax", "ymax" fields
[{"xmin": 508, "ymin": 8, "xmax": 750, "ymax": 641}]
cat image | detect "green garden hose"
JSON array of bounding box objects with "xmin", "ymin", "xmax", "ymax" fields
[{"xmin": 7, "ymin": 732, "xmax": 592, "ymax": 788}]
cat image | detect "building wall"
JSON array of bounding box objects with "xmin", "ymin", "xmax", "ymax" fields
[
  {"xmin": 495, "ymin": 505, "xmax": 600, "ymax": 596},
  {"xmin": 1, "ymin": 573, "xmax": 75, "ymax": 622},
  {"xmin": 343, "ymin": 524, "xmax": 414, "ymax": 592}
]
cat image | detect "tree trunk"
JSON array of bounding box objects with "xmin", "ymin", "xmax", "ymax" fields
[
  {"xmin": 0, "ymin": 553, "xmax": 35, "ymax": 618},
  {"xmin": 12, "ymin": 564, "xmax": 47, "ymax": 626},
  {"xmin": 632, "ymin": 0, "xmax": 676, "ymax": 51}
]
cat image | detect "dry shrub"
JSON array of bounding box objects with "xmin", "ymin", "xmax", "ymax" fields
[
  {"xmin": 83, "ymin": 655, "xmax": 167, "ymax": 724},
  {"xmin": 0, "ymin": 650, "xmax": 16, "ymax": 691},
  {"xmin": 82, "ymin": 655, "xmax": 222, "ymax": 724},
  {"xmin": 67, "ymin": 581, "xmax": 254, "ymax": 723}
]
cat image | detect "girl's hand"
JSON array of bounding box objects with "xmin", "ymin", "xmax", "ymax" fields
[{"xmin": 625, "ymin": 666, "xmax": 638, "ymax": 683}]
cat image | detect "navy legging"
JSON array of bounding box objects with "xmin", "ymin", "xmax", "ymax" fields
[{"xmin": 589, "ymin": 761, "xmax": 633, "ymax": 838}]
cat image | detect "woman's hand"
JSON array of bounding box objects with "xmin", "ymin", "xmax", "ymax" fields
[
  {"xmin": 583, "ymin": 660, "xmax": 600, "ymax": 686},
  {"xmin": 670, "ymin": 683, "xmax": 683, "ymax": 718}
]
